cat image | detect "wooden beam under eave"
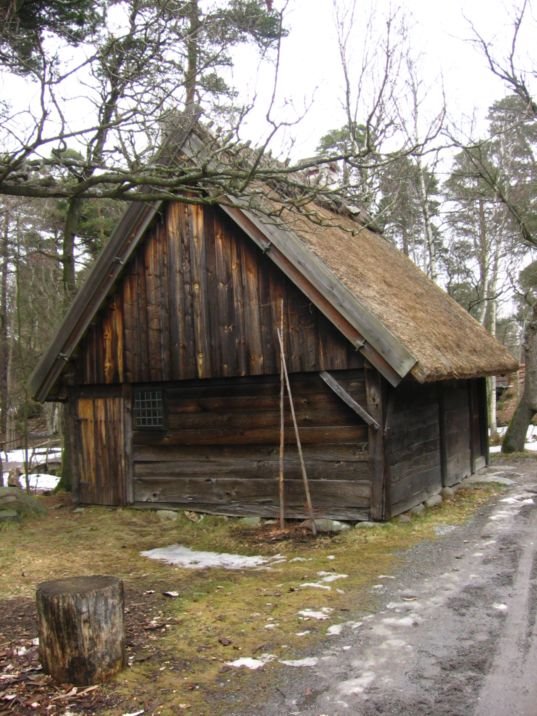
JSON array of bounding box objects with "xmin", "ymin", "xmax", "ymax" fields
[{"xmin": 320, "ymin": 371, "xmax": 380, "ymax": 429}]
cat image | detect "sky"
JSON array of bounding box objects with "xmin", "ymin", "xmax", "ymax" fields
[
  {"xmin": 236, "ymin": 0, "xmax": 532, "ymax": 159},
  {"xmin": 3, "ymin": 0, "xmax": 531, "ymax": 167}
]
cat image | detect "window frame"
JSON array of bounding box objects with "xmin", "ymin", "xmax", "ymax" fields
[{"xmin": 133, "ymin": 386, "xmax": 166, "ymax": 431}]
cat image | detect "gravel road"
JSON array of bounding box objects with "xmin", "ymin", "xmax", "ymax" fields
[{"xmin": 238, "ymin": 460, "xmax": 537, "ymax": 716}]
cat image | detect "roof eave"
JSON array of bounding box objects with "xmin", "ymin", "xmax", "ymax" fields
[
  {"xmin": 409, "ymin": 357, "xmax": 519, "ymax": 384},
  {"xmin": 219, "ymin": 201, "xmax": 417, "ymax": 387}
]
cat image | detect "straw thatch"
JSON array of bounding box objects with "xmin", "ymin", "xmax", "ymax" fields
[{"xmin": 277, "ymin": 202, "xmax": 518, "ymax": 383}]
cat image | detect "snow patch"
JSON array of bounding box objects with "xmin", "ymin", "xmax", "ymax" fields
[
  {"xmin": 1, "ymin": 470, "xmax": 59, "ymax": 492},
  {"xmin": 500, "ymin": 496, "xmax": 534, "ymax": 505},
  {"xmin": 316, "ymin": 571, "xmax": 348, "ymax": 582},
  {"xmin": 382, "ymin": 616, "xmax": 419, "ymax": 627},
  {"xmin": 338, "ymin": 671, "xmax": 376, "ymax": 695},
  {"xmin": 327, "ymin": 620, "xmax": 363, "ymax": 636},
  {"xmin": 299, "ymin": 582, "xmax": 331, "ymax": 590},
  {"xmin": 298, "ymin": 608, "xmax": 333, "ymax": 620},
  {"xmin": 226, "ymin": 654, "xmax": 275, "ymax": 669},
  {"xmin": 26, "ymin": 473, "xmax": 60, "ymax": 491},
  {"xmin": 327, "ymin": 624, "xmax": 344, "ymax": 636},
  {"xmin": 280, "ymin": 657, "xmax": 318, "ymax": 667},
  {"xmin": 141, "ymin": 544, "xmax": 283, "ymax": 570}
]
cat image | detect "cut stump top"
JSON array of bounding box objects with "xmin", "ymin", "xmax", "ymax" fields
[{"xmin": 37, "ymin": 575, "xmax": 120, "ymax": 597}]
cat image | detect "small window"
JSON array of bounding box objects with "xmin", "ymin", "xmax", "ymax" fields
[{"xmin": 134, "ymin": 388, "xmax": 165, "ymax": 429}]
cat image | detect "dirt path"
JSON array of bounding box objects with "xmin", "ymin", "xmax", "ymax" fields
[{"xmin": 228, "ymin": 460, "xmax": 537, "ymax": 715}]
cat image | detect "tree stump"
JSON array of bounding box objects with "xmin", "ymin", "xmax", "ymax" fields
[{"xmin": 36, "ymin": 575, "xmax": 125, "ymax": 685}]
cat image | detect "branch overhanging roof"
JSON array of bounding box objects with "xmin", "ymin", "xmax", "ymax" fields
[{"xmin": 29, "ymin": 128, "xmax": 518, "ymax": 401}]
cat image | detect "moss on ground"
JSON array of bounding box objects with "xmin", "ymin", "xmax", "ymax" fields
[{"xmin": 0, "ymin": 483, "xmax": 504, "ymax": 714}]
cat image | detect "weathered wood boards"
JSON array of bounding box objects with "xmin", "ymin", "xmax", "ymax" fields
[
  {"xmin": 36, "ymin": 575, "xmax": 125, "ymax": 685},
  {"xmin": 385, "ymin": 378, "xmax": 487, "ymax": 517},
  {"xmin": 76, "ymin": 204, "xmax": 363, "ymax": 387},
  {"xmin": 387, "ymin": 381, "xmax": 442, "ymax": 516},
  {"xmin": 74, "ymin": 395, "xmax": 128, "ymax": 506},
  {"xmin": 132, "ymin": 372, "xmax": 371, "ymax": 520},
  {"xmin": 60, "ymin": 195, "xmax": 491, "ymax": 522},
  {"xmin": 441, "ymin": 381, "xmax": 473, "ymax": 485}
]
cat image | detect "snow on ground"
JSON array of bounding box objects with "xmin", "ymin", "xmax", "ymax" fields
[
  {"xmin": 2, "ymin": 446, "xmax": 61, "ymax": 492},
  {"xmin": 225, "ymin": 655, "xmax": 276, "ymax": 670},
  {"xmin": 1, "ymin": 471, "xmax": 60, "ymax": 492},
  {"xmin": 23, "ymin": 473, "xmax": 60, "ymax": 491},
  {"xmin": 2, "ymin": 447, "xmax": 62, "ymax": 465},
  {"xmin": 141, "ymin": 544, "xmax": 285, "ymax": 570},
  {"xmin": 489, "ymin": 425, "xmax": 537, "ymax": 454}
]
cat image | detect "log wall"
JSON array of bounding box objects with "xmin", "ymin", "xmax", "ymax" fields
[
  {"xmin": 440, "ymin": 380, "xmax": 474, "ymax": 485},
  {"xmin": 75, "ymin": 203, "xmax": 362, "ymax": 386},
  {"xmin": 132, "ymin": 371, "xmax": 371, "ymax": 520},
  {"xmin": 387, "ymin": 381, "xmax": 443, "ymax": 516},
  {"xmin": 387, "ymin": 378, "xmax": 487, "ymax": 517}
]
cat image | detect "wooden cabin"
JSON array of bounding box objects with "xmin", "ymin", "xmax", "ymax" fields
[{"xmin": 30, "ymin": 154, "xmax": 517, "ymax": 521}]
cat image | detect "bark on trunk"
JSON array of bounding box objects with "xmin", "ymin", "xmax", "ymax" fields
[
  {"xmin": 0, "ymin": 212, "xmax": 9, "ymax": 438},
  {"xmin": 36, "ymin": 575, "xmax": 125, "ymax": 685},
  {"xmin": 502, "ymin": 304, "xmax": 537, "ymax": 453},
  {"xmin": 57, "ymin": 403, "xmax": 73, "ymax": 492},
  {"xmin": 62, "ymin": 198, "xmax": 82, "ymax": 300}
]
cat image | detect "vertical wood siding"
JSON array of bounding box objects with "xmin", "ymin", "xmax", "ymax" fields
[
  {"xmin": 386, "ymin": 381, "xmax": 443, "ymax": 516},
  {"xmin": 440, "ymin": 381, "xmax": 473, "ymax": 485},
  {"xmin": 75, "ymin": 203, "xmax": 362, "ymax": 385},
  {"xmin": 74, "ymin": 393, "xmax": 127, "ymax": 505},
  {"xmin": 132, "ymin": 372, "xmax": 371, "ymax": 520},
  {"xmin": 469, "ymin": 378, "xmax": 488, "ymax": 470},
  {"xmin": 386, "ymin": 378, "xmax": 486, "ymax": 516}
]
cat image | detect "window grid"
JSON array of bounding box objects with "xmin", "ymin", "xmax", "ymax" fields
[{"xmin": 134, "ymin": 389, "xmax": 164, "ymax": 429}]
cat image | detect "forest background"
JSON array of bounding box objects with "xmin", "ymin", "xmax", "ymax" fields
[{"xmin": 2, "ymin": 0, "xmax": 537, "ymax": 482}]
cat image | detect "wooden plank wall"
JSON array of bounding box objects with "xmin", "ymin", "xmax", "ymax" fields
[
  {"xmin": 73, "ymin": 391, "xmax": 127, "ymax": 506},
  {"xmin": 132, "ymin": 372, "xmax": 371, "ymax": 520},
  {"xmin": 76, "ymin": 203, "xmax": 362, "ymax": 385},
  {"xmin": 441, "ymin": 380, "xmax": 473, "ymax": 485},
  {"xmin": 386, "ymin": 381, "xmax": 443, "ymax": 516},
  {"xmin": 469, "ymin": 378, "xmax": 488, "ymax": 471}
]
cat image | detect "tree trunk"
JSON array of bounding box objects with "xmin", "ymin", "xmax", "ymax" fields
[
  {"xmin": 36, "ymin": 575, "xmax": 125, "ymax": 685},
  {"xmin": 417, "ymin": 160, "xmax": 437, "ymax": 280},
  {"xmin": 62, "ymin": 198, "xmax": 82, "ymax": 300},
  {"xmin": 0, "ymin": 210, "xmax": 9, "ymax": 439},
  {"xmin": 502, "ymin": 304, "xmax": 537, "ymax": 452},
  {"xmin": 185, "ymin": 0, "xmax": 200, "ymax": 109},
  {"xmin": 57, "ymin": 403, "xmax": 73, "ymax": 492}
]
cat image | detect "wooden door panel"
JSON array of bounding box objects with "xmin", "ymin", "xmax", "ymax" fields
[{"xmin": 75, "ymin": 397, "xmax": 126, "ymax": 505}]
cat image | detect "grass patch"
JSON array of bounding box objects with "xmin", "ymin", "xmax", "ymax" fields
[{"xmin": 0, "ymin": 483, "xmax": 503, "ymax": 715}]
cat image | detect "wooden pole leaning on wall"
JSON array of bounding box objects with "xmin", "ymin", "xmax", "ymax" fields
[
  {"xmin": 278, "ymin": 300, "xmax": 286, "ymax": 529},
  {"xmin": 276, "ymin": 327, "xmax": 317, "ymax": 536},
  {"xmin": 36, "ymin": 575, "xmax": 126, "ymax": 685}
]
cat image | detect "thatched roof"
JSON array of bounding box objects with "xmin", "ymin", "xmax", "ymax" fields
[
  {"xmin": 29, "ymin": 133, "xmax": 517, "ymax": 401},
  {"xmin": 274, "ymin": 203, "xmax": 518, "ymax": 383}
]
